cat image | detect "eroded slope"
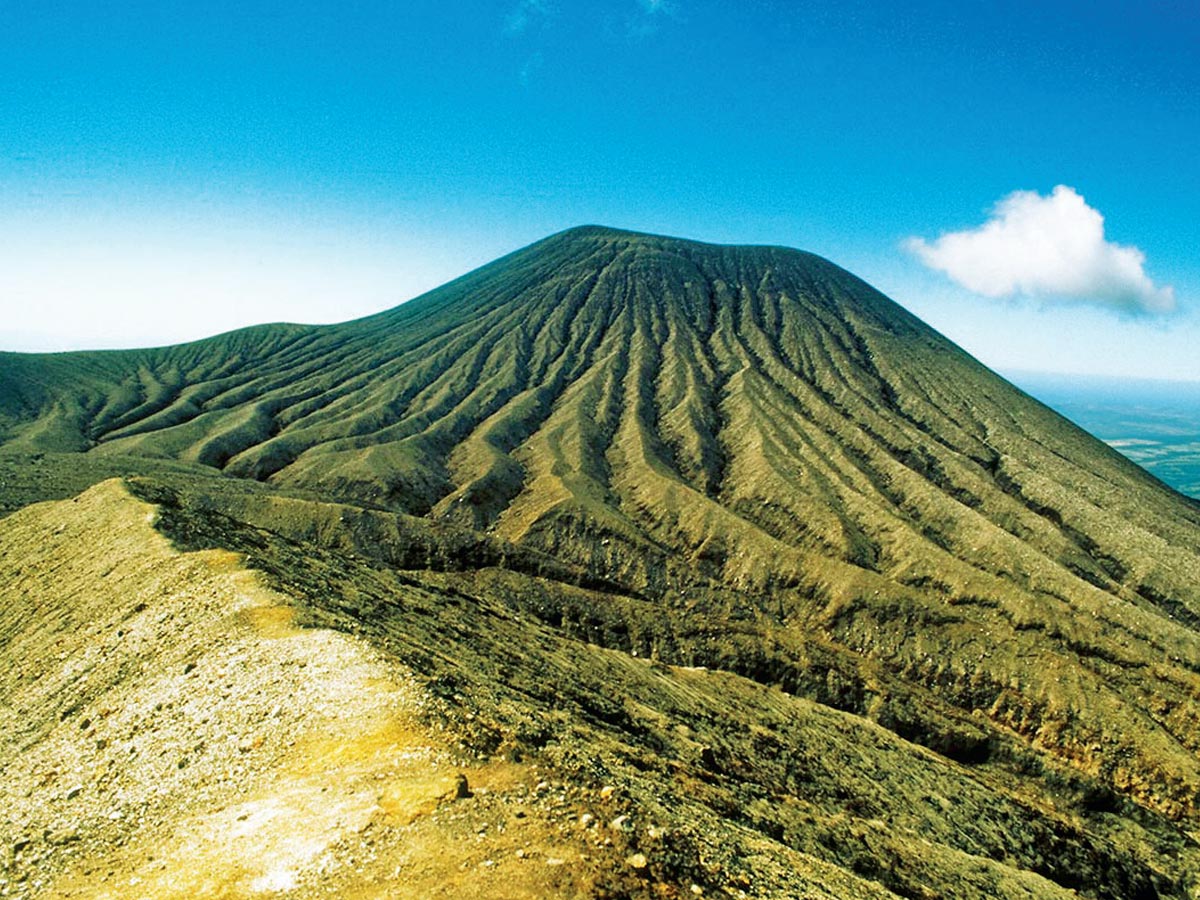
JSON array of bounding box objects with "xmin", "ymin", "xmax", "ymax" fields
[
  {"xmin": 0, "ymin": 482, "xmax": 645, "ymax": 899},
  {"xmin": 9, "ymin": 480, "xmax": 1199, "ymax": 898},
  {"xmin": 2, "ymin": 227, "xmax": 1200, "ymax": 897}
]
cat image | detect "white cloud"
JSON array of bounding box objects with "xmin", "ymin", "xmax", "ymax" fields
[
  {"xmin": 505, "ymin": 0, "xmax": 552, "ymax": 36},
  {"xmin": 519, "ymin": 52, "xmax": 544, "ymax": 86},
  {"xmin": 905, "ymin": 185, "xmax": 1175, "ymax": 315},
  {"xmin": 628, "ymin": 0, "xmax": 675, "ymax": 38}
]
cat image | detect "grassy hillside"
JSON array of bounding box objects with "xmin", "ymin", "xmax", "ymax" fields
[{"xmin": 3, "ymin": 226, "xmax": 1200, "ymax": 898}]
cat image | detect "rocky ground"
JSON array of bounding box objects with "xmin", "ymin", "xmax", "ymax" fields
[
  {"xmin": 0, "ymin": 482, "xmax": 795, "ymax": 899},
  {"xmin": 0, "ymin": 483, "xmax": 557, "ymax": 898},
  {"xmin": 6, "ymin": 479, "xmax": 1199, "ymax": 897}
]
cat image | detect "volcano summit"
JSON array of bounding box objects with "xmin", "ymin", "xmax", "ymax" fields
[{"xmin": 2, "ymin": 226, "xmax": 1200, "ymax": 898}]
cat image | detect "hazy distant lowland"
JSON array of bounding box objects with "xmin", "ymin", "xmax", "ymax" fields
[{"xmin": 1010, "ymin": 371, "xmax": 1200, "ymax": 500}]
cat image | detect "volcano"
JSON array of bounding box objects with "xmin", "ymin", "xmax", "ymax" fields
[{"xmin": 2, "ymin": 226, "xmax": 1200, "ymax": 899}]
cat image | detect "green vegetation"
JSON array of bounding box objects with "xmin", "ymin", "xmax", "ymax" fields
[{"xmin": 3, "ymin": 226, "xmax": 1200, "ymax": 898}]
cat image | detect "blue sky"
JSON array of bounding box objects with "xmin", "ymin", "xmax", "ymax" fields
[{"xmin": 2, "ymin": 1, "xmax": 1197, "ymax": 379}]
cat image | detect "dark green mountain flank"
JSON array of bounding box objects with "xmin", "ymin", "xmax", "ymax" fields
[{"xmin": 3, "ymin": 226, "xmax": 1200, "ymax": 899}]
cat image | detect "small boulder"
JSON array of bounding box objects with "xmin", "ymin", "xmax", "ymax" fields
[{"xmin": 454, "ymin": 773, "xmax": 472, "ymax": 799}]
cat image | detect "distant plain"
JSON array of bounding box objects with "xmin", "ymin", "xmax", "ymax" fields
[{"xmin": 1010, "ymin": 371, "xmax": 1200, "ymax": 500}]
